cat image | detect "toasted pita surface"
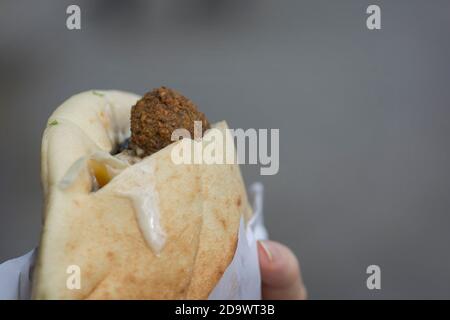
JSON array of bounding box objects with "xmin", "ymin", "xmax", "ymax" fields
[{"xmin": 32, "ymin": 90, "xmax": 250, "ymax": 299}]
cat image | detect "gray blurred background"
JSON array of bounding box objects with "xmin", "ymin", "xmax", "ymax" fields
[{"xmin": 1, "ymin": 0, "xmax": 450, "ymax": 299}]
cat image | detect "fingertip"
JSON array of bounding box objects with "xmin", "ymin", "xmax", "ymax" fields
[
  {"xmin": 258, "ymin": 240, "xmax": 300, "ymax": 288},
  {"xmin": 258, "ymin": 240, "xmax": 307, "ymax": 300}
]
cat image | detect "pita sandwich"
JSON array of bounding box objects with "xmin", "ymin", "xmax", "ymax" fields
[{"xmin": 32, "ymin": 90, "xmax": 252, "ymax": 299}]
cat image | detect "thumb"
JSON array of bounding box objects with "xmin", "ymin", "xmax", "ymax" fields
[{"xmin": 258, "ymin": 240, "xmax": 307, "ymax": 300}]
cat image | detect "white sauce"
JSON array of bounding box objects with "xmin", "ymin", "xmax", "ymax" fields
[
  {"xmin": 115, "ymin": 161, "xmax": 166, "ymax": 254},
  {"xmin": 58, "ymin": 156, "xmax": 87, "ymax": 190}
]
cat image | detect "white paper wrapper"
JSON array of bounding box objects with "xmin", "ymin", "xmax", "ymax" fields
[{"xmin": 0, "ymin": 182, "xmax": 268, "ymax": 300}]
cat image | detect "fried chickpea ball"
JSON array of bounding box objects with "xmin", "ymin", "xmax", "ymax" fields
[{"xmin": 130, "ymin": 87, "xmax": 210, "ymax": 156}]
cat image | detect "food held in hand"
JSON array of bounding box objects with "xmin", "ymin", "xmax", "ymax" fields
[{"xmin": 32, "ymin": 88, "xmax": 252, "ymax": 299}]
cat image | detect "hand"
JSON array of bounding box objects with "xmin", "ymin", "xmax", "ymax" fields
[{"xmin": 258, "ymin": 240, "xmax": 307, "ymax": 300}]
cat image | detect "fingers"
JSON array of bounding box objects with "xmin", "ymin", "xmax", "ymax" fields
[{"xmin": 258, "ymin": 240, "xmax": 307, "ymax": 300}]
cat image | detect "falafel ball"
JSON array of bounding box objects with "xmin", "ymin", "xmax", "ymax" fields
[{"xmin": 130, "ymin": 87, "xmax": 210, "ymax": 156}]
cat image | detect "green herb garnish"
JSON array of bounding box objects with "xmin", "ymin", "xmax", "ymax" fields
[
  {"xmin": 48, "ymin": 119, "xmax": 58, "ymax": 127},
  {"xmin": 92, "ymin": 90, "xmax": 105, "ymax": 97}
]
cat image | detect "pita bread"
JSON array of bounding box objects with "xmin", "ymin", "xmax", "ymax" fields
[{"xmin": 32, "ymin": 90, "xmax": 252, "ymax": 299}]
